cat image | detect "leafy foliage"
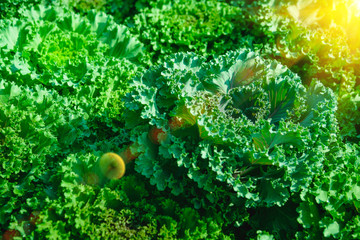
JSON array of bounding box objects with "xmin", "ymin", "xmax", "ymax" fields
[
  {"xmin": 2, "ymin": 0, "xmax": 360, "ymax": 239},
  {"xmin": 124, "ymin": 49, "xmax": 337, "ymax": 238},
  {"xmin": 56, "ymin": 0, "xmax": 153, "ymax": 23},
  {"xmin": 0, "ymin": 0, "xmax": 46, "ymax": 19},
  {"xmin": 18, "ymin": 150, "xmax": 232, "ymax": 239},
  {"xmin": 0, "ymin": 2, "xmax": 146, "ymax": 237},
  {"xmin": 296, "ymin": 142, "xmax": 360, "ymax": 239},
  {"xmin": 0, "ymin": 80, "xmax": 89, "ymax": 229},
  {"xmin": 0, "ymin": 3, "xmax": 146, "ymax": 130},
  {"xmin": 270, "ymin": 25, "xmax": 360, "ymax": 139},
  {"xmin": 128, "ymin": 0, "xmax": 245, "ymax": 64},
  {"xmin": 232, "ymin": 0, "xmax": 360, "ymax": 140}
]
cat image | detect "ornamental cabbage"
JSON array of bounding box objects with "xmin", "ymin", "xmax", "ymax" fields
[
  {"xmin": 0, "ymin": 79, "xmax": 90, "ymax": 229},
  {"xmin": 0, "ymin": 4, "xmax": 145, "ymax": 129},
  {"xmin": 129, "ymin": 0, "xmax": 244, "ymax": 64},
  {"xmin": 297, "ymin": 142, "xmax": 360, "ymax": 239},
  {"xmin": 0, "ymin": 3, "xmax": 145, "ymax": 233},
  {"xmin": 124, "ymin": 49, "xmax": 337, "ymax": 235},
  {"xmin": 239, "ymin": 0, "xmax": 360, "ymax": 140}
]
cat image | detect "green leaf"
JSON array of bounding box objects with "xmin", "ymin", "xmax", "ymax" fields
[
  {"xmin": 252, "ymin": 121, "xmax": 303, "ymax": 154},
  {"xmin": 323, "ymin": 221, "xmax": 340, "ymax": 238},
  {"xmin": 265, "ymin": 75, "xmax": 298, "ymax": 124},
  {"xmin": 297, "ymin": 196, "xmax": 320, "ymax": 229},
  {"xmin": 0, "ymin": 23, "xmax": 20, "ymax": 51}
]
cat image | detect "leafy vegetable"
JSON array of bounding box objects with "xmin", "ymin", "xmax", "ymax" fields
[
  {"xmin": 29, "ymin": 150, "xmax": 232, "ymax": 239},
  {"xmin": 0, "ymin": 79, "xmax": 90, "ymax": 230},
  {"xmin": 0, "ymin": 3, "xmax": 146, "ymax": 131},
  {"xmin": 56, "ymin": 0, "xmax": 153, "ymax": 23},
  {"xmin": 2, "ymin": 0, "xmax": 360, "ymax": 238},
  {"xmin": 296, "ymin": 142, "xmax": 360, "ymax": 239},
  {"xmin": 235, "ymin": 0, "xmax": 360, "ymax": 140},
  {"xmin": 0, "ymin": 2, "xmax": 146, "ymax": 236},
  {"xmin": 0, "ymin": 0, "xmax": 46, "ymax": 19},
  {"xmin": 124, "ymin": 48, "xmax": 337, "ymax": 238},
  {"xmin": 128, "ymin": 0, "xmax": 244, "ymax": 64}
]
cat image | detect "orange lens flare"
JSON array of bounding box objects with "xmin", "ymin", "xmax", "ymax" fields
[
  {"xmin": 29, "ymin": 211, "xmax": 41, "ymax": 225},
  {"xmin": 2, "ymin": 230, "xmax": 20, "ymax": 240},
  {"xmin": 121, "ymin": 142, "xmax": 141, "ymax": 163},
  {"xmin": 168, "ymin": 116, "xmax": 185, "ymax": 131},
  {"xmin": 84, "ymin": 172, "xmax": 100, "ymax": 185},
  {"xmin": 148, "ymin": 127, "xmax": 168, "ymax": 144},
  {"xmin": 99, "ymin": 153, "xmax": 126, "ymax": 179}
]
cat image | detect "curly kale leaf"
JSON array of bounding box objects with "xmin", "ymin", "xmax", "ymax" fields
[
  {"xmin": 296, "ymin": 142, "xmax": 360, "ymax": 239},
  {"xmin": 0, "ymin": 3, "xmax": 146, "ymax": 131},
  {"xmin": 129, "ymin": 0, "xmax": 244, "ymax": 64},
  {"xmin": 29, "ymin": 150, "xmax": 232, "ymax": 239},
  {"xmin": 124, "ymin": 49, "xmax": 337, "ymax": 232},
  {"xmin": 0, "ymin": 79, "xmax": 91, "ymax": 229}
]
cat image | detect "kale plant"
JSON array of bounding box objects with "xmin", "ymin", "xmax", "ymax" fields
[{"xmin": 124, "ymin": 49, "xmax": 338, "ymax": 238}]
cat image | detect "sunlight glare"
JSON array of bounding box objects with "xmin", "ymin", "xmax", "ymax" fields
[
  {"xmin": 352, "ymin": 0, "xmax": 360, "ymax": 9},
  {"xmin": 350, "ymin": 0, "xmax": 360, "ymax": 17}
]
